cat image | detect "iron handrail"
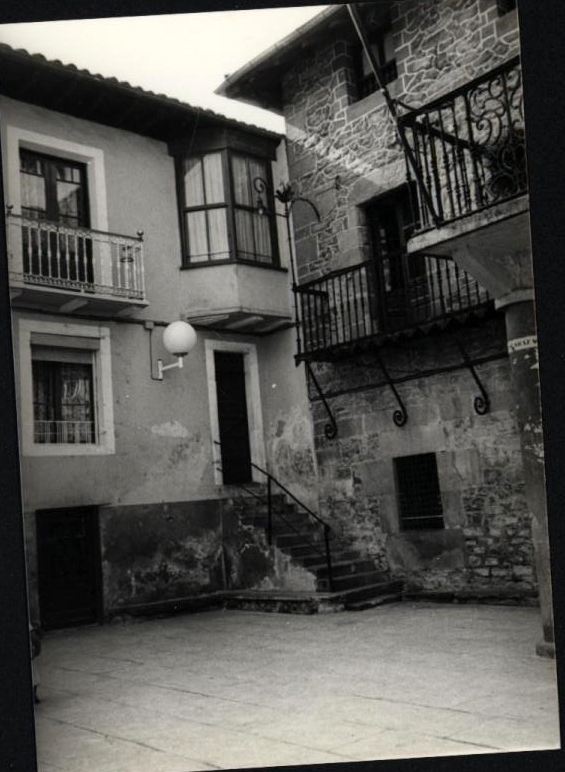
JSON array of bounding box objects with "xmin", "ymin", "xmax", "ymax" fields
[
  {"xmin": 217, "ymin": 456, "xmax": 334, "ymax": 591},
  {"xmin": 296, "ymin": 259, "xmax": 373, "ymax": 290},
  {"xmin": 397, "ymin": 56, "xmax": 525, "ymax": 230},
  {"xmin": 6, "ymin": 207, "xmax": 144, "ymax": 243}
]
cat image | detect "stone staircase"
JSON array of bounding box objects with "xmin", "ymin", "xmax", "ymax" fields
[{"xmin": 230, "ymin": 491, "xmax": 404, "ymax": 613}]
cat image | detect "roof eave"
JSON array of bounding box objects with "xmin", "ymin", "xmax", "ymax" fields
[{"xmin": 216, "ymin": 4, "xmax": 348, "ymax": 111}]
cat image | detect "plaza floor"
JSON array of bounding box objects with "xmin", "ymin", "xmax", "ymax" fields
[{"xmin": 33, "ymin": 602, "xmax": 560, "ymax": 772}]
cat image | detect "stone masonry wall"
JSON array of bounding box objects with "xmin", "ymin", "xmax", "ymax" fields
[
  {"xmin": 310, "ymin": 318, "xmax": 535, "ymax": 595},
  {"xmin": 278, "ymin": 0, "xmax": 531, "ymax": 597},
  {"xmin": 282, "ymin": 0, "xmax": 520, "ymax": 283}
]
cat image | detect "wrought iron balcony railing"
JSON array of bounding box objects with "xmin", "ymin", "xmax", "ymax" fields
[
  {"xmin": 399, "ymin": 56, "xmax": 526, "ymax": 231},
  {"xmin": 6, "ymin": 210, "xmax": 146, "ymax": 301},
  {"xmin": 295, "ymin": 255, "xmax": 491, "ymax": 359}
]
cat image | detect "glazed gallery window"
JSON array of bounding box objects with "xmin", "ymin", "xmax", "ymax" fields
[
  {"xmin": 356, "ymin": 27, "xmax": 397, "ymax": 100},
  {"xmin": 394, "ymin": 453, "xmax": 445, "ymax": 531},
  {"xmin": 32, "ymin": 344, "xmax": 97, "ymax": 445},
  {"xmin": 179, "ymin": 151, "xmax": 277, "ymax": 266}
]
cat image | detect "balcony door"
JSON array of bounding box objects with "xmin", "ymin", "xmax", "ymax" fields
[
  {"xmin": 367, "ymin": 189, "xmax": 426, "ymax": 332},
  {"xmin": 20, "ymin": 149, "xmax": 93, "ymax": 284}
]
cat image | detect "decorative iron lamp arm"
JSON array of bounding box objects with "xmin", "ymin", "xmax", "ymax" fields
[{"xmin": 157, "ymin": 321, "xmax": 197, "ymax": 380}]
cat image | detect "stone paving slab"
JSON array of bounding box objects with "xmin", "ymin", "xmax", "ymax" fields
[{"xmin": 33, "ymin": 603, "xmax": 560, "ymax": 771}]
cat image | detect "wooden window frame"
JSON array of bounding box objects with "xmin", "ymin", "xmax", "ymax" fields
[
  {"xmin": 19, "ymin": 148, "xmax": 90, "ymax": 228},
  {"xmin": 177, "ymin": 148, "xmax": 279, "ymax": 269},
  {"xmin": 355, "ymin": 26, "xmax": 398, "ymax": 101}
]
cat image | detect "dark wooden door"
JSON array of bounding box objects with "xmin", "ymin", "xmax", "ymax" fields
[
  {"xmin": 215, "ymin": 351, "xmax": 252, "ymax": 484},
  {"xmin": 368, "ymin": 189, "xmax": 426, "ymax": 332},
  {"xmin": 36, "ymin": 506, "xmax": 102, "ymax": 630}
]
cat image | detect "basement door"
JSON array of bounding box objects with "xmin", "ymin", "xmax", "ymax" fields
[
  {"xmin": 214, "ymin": 350, "xmax": 252, "ymax": 484},
  {"xmin": 36, "ymin": 506, "xmax": 102, "ymax": 630}
]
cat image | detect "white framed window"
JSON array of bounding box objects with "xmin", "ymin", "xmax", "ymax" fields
[
  {"xmin": 205, "ymin": 339, "xmax": 266, "ymax": 485},
  {"xmin": 18, "ymin": 319, "xmax": 115, "ymax": 456},
  {"xmin": 4, "ymin": 125, "xmax": 108, "ymax": 230}
]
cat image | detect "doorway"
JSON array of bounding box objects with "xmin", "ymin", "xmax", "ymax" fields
[
  {"xmin": 206, "ymin": 341, "xmax": 265, "ymax": 486},
  {"xmin": 214, "ymin": 350, "xmax": 252, "ymax": 484},
  {"xmin": 36, "ymin": 505, "xmax": 102, "ymax": 629}
]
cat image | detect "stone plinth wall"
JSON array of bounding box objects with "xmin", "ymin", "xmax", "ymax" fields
[
  {"xmin": 98, "ymin": 497, "xmax": 316, "ymax": 618},
  {"xmin": 310, "ymin": 318, "xmax": 535, "ymax": 596}
]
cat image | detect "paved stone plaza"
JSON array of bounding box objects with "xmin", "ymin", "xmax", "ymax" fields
[{"xmin": 33, "ymin": 602, "xmax": 560, "ymax": 771}]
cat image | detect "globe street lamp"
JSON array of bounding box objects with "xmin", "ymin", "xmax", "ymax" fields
[{"xmin": 157, "ymin": 320, "xmax": 197, "ymax": 380}]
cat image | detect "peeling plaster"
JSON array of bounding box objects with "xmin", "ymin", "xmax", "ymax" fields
[{"xmin": 150, "ymin": 420, "xmax": 189, "ymax": 438}]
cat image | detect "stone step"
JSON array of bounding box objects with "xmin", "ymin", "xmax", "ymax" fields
[
  {"xmin": 285, "ymin": 543, "xmax": 336, "ymax": 560},
  {"xmin": 311, "ymin": 559, "xmax": 379, "ymax": 579},
  {"xmin": 300, "ymin": 549, "xmax": 361, "ymax": 567},
  {"xmin": 344, "ymin": 591, "xmax": 404, "ymax": 611},
  {"xmin": 239, "ymin": 509, "xmax": 314, "ymax": 527},
  {"xmin": 329, "ymin": 571, "xmax": 394, "ymax": 594},
  {"xmin": 335, "ymin": 580, "xmax": 405, "ymax": 606},
  {"xmin": 275, "ymin": 531, "xmax": 325, "ymax": 549},
  {"xmin": 221, "ymin": 582, "xmax": 405, "ymax": 615}
]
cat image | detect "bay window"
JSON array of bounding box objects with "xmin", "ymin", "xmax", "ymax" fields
[{"xmin": 179, "ymin": 149, "xmax": 278, "ymax": 267}]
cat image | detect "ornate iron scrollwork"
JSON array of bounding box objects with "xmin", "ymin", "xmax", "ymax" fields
[
  {"xmin": 304, "ymin": 361, "xmax": 338, "ymax": 440},
  {"xmin": 374, "ymin": 349, "xmax": 408, "ymax": 427},
  {"xmin": 456, "ymin": 339, "xmax": 490, "ymax": 415}
]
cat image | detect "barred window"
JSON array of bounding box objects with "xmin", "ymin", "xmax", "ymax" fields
[
  {"xmin": 31, "ymin": 338, "xmax": 99, "ymax": 445},
  {"xmin": 394, "ymin": 453, "xmax": 444, "ymax": 531}
]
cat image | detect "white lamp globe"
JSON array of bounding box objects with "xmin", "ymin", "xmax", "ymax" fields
[{"xmin": 162, "ymin": 321, "xmax": 197, "ymax": 356}]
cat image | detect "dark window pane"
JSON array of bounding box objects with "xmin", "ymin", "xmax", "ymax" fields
[
  {"xmin": 19, "ymin": 149, "xmax": 88, "ymax": 227},
  {"xmin": 395, "ymin": 453, "xmax": 444, "ymax": 530}
]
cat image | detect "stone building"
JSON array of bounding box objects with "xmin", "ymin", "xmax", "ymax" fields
[{"xmin": 219, "ymin": 0, "xmax": 553, "ymax": 654}]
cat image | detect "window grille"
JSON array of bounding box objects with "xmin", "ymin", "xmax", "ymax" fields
[
  {"xmin": 32, "ymin": 349, "xmax": 96, "ymax": 445},
  {"xmin": 394, "ymin": 453, "xmax": 444, "ymax": 530}
]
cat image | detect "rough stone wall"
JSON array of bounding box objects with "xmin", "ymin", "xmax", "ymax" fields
[
  {"xmin": 393, "ymin": 0, "xmax": 520, "ymax": 104},
  {"xmin": 309, "ymin": 318, "xmax": 535, "ymax": 595},
  {"xmin": 282, "ymin": 0, "xmax": 521, "ymax": 283},
  {"xmin": 276, "ymin": 0, "xmax": 531, "ymax": 597}
]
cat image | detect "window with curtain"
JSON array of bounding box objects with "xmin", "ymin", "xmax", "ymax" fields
[
  {"xmin": 32, "ymin": 346, "xmax": 96, "ymax": 444},
  {"xmin": 182, "ymin": 152, "xmax": 230, "ymax": 263},
  {"xmin": 180, "ymin": 150, "xmax": 276, "ymax": 266},
  {"xmin": 230, "ymin": 154, "xmax": 274, "ymax": 264}
]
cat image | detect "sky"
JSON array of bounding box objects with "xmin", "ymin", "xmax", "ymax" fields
[{"xmin": 0, "ymin": 5, "xmax": 329, "ymax": 132}]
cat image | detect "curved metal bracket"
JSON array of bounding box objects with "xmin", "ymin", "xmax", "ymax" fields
[
  {"xmin": 304, "ymin": 361, "xmax": 338, "ymax": 440},
  {"xmin": 456, "ymin": 340, "xmax": 490, "ymax": 415},
  {"xmin": 374, "ymin": 349, "xmax": 408, "ymax": 427}
]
